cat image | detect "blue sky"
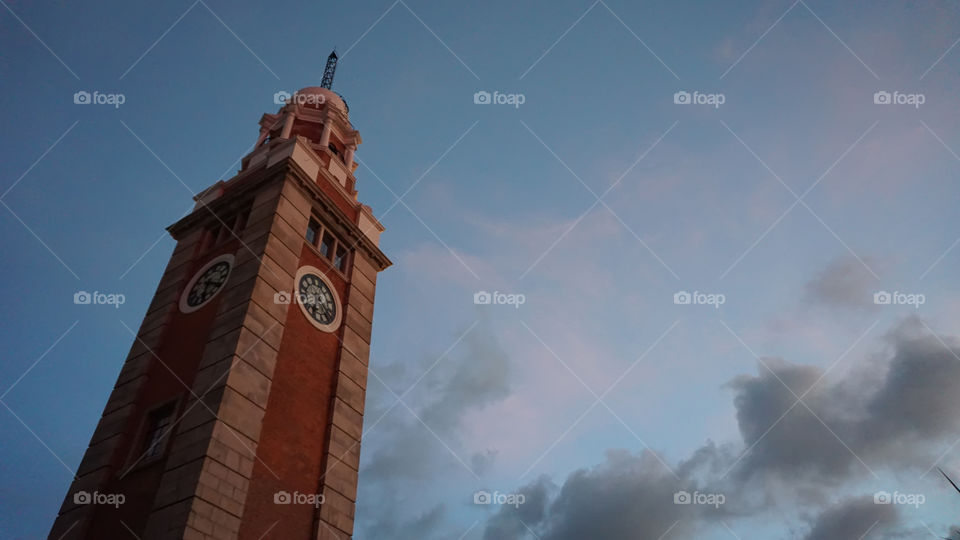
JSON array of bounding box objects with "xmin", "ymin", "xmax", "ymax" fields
[{"xmin": 2, "ymin": 1, "xmax": 960, "ymax": 538}]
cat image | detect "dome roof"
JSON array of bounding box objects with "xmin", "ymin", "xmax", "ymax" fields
[{"xmin": 291, "ymin": 86, "xmax": 348, "ymax": 113}]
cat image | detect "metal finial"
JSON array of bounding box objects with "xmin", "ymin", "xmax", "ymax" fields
[{"xmin": 321, "ymin": 50, "xmax": 338, "ymax": 90}]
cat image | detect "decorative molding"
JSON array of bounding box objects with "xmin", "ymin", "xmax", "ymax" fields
[{"xmin": 168, "ymin": 138, "xmax": 391, "ymax": 271}]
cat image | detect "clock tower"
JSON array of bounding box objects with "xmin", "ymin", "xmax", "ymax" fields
[{"xmin": 49, "ymin": 54, "xmax": 390, "ymax": 540}]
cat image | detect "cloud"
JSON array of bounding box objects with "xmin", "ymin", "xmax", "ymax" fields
[
  {"xmin": 480, "ymin": 318, "xmax": 960, "ymax": 539},
  {"xmin": 804, "ymin": 255, "xmax": 879, "ymax": 310},
  {"xmin": 363, "ymin": 325, "xmax": 511, "ymax": 482},
  {"xmin": 482, "ymin": 445, "xmax": 746, "ymax": 540},
  {"xmin": 727, "ymin": 357, "xmax": 855, "ymax": 483},
  {"xmin": 729, "ymin": 318, "xmax": 960, "ymax": 485},
  {"xmin": 803, "ymin": 496, "xmax": 900, "ymax": 540},
  {"xmin": 367, "ymin": 505, "xmax": 447, "ymax": 540},
  {"xmin": 865, "ymin": 321, "xmax": 960, "ymax": 444},
  {"xmin": 471, "ymin": 449, "xmax": 499, "ymax": 476},
  {"xmin": 358, "ymin": 324, "xmax": 512, "ymax": 539},
  {"xmin": 482, "ymin": 476, "xmax": 553, "ymax": 540}
]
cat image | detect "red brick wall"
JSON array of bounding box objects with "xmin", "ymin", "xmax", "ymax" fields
[
  {"xmin": 85, "ymin": 243, "xmax": 239, "ymax": 539},
  {"xmin": 237, "ymin": 243, "xmax": 348, "ymax": 539},
  {"xmin": 317, "ymin": 177, "xmax": 358, "ymax": 222}
]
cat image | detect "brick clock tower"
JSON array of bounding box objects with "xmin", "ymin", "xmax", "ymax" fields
[{"xmin": 50, "ymin": 55, "xmax": 390, "ymax": 540}]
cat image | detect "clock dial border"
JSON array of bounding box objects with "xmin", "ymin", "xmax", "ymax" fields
[
  {"xmin": 294, "ymin": 265, "xmax": 343, "ymax": 332},
  {"xmin": 178, "ymin": 253, "xmax": 236, "ymax": 314}
]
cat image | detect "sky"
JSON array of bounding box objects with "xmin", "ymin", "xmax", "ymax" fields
[{"xmin": 2, "ymin": 0, "xmax": 960, "ymax": 538}]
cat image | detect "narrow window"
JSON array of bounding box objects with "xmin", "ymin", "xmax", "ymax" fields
[
  {"xmin": 320, "ymin": 231, "xmax": 334, "ymax": 259},
  {"xmin": 233, "ymin": 209, "xmax": 249, "ymax": 235},
  {"xmin": 143, "ymin": 404, "xmax": 175, "ymax": 459},
  {"xmin": 306, "ymin": 219, "xmax": 321, "ymax": 245},
  {"xmin": 216, "ymin": 224, "xmax": 231, "ymax": 244},
  {"xmin": 328, "ymin": 143, "xmax": 345, "ymax": 163},
  {"xmin": 334, "ymin": 244, "xmax": 348, "ymax": 272},
  {"xmin": 206, "ymin": 224, "xmax": 224, "ymax": 249}
]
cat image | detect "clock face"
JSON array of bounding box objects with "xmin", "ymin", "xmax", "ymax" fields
[
  {"xmin": 293, "ymin": 266, "xmax": 342, "ymax": 331},
  {"xmin": 298, "ymin": 273, "xmax": 336, "ymax": 325},
  {"xmin": 179, "ymin": 254, "xmax": 234, "ymax": 314}
]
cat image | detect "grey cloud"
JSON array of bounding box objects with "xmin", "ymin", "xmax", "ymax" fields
[
  {"xmin": 727, "ymin": 357, "xmax": 857, "ymax": 483},
  {"xmin": 363, "ymin": 326, "xmax": 511, "ymax": 484},
  {"xmin": 471, "ymin": 449, "xmax": 499, "ymax": 477},
  {"xmin": 729, "ymin": 319, "xmax": 960, "ymax": 485},
  {"xmin": 358, "ymin": 325, "xmax": 512, "ymax": 539},
  {"xmin": 481, "ymin": 319, "xmax": 960, "ymax": 539},
  {"xmin": 482, "ymin": 448, "xmax": 744, "ymax": 540},
  {"xmin": 803, "ymin": 496, "xmax": 899, "ymax": 540},
  {"xmin": 865, "ymin": 327, "xmax": 960, "ymax": 443},
  {"xmin": 482, "ymin": 476, "xmax": 553, "ymax": 540},
  {"xmin": 418, "ymin": 330, "xmax": 512, "ymax": 434},
  {"xmin": 365, "ymin": 504, "xmax": 447, "ymax": 540},
  {"xmin": 805, "ymin": 255, "xmax": 879, "ymax": 310}
]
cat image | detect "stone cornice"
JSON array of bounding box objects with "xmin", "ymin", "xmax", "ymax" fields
[
  {"xmin": 168, "ymin": 149, "xmax": 391, "ymax": 271},
  {"xmin": 284, "ymin": 158, "xmax": 391, "ymax": 270}
]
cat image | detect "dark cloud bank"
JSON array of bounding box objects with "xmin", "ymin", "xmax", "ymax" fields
[
  {"xmin": 357, "ymin": 318, "xmax": 960, "ymax": 539},
  {"xmin": 482, "ymin": 318, "xmax": 960, "ymax": 539}
]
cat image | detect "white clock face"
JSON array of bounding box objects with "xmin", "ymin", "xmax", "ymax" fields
[
  {"xmin": 179, "ymin": 254, "xmax": 235, "ymax": 313},
  {"xmin": 294, "ymin": 266, "xmax": 342, "ymax": 332}
]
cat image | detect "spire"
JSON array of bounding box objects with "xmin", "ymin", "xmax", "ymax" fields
[{"xmin": 321, "ymin": 50, "xmax": 338, "ymax": 90}]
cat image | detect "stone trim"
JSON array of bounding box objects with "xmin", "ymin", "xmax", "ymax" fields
[
  {"xmin": 313, "ymin": 250, "xmax": 380, "ymax": 538},
  {"xmin": 142, "ymin": 179, "xmax": 302, "ymax": 540}
]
